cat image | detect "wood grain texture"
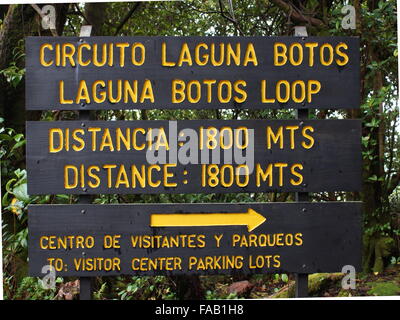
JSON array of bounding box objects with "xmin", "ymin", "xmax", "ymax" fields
[
  {"xmin": 26, "ymin": 119, "xmax": 362, "ymax": 194},
  {"xmin": 28, "ymin": 202, "xmax": 362, "ymax": 277},
  {"xmin": 25, "ymin": 36, "xmax": 360, "ymax": 110}
]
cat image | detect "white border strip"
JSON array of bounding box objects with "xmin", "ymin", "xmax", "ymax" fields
[{"xmin": 0, "ymin": 0, "xmax": 398, "ymax": 302}]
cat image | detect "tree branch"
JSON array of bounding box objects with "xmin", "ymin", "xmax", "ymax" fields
[
  {"xmin": 114, "ymin": 2, "xmax": 141, "ymax": 36},
  {"xmin": 218, "ymin": 0, "xmax": 244, "ymax": 35},
  {"xmin": 387, "ymin": 171, "xmax": 400, "ymax": 196},
  {"xmin": 269, "ymin": 0, "xmax": 325, "ymax": 27},
  {"xmin": 73, "ymin": 4, "xmax": 90, "ymax": 25}
]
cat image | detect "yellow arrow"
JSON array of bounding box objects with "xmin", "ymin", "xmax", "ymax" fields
[{"xmin": 150, "ymin": 208, "xmax": 266, "ymax": 232}]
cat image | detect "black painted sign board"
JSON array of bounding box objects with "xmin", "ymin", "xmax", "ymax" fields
[
  {"xmin": 25, "ymin": 36, "xmax": 360, "ymax": 110},
  {"xmin": 28, "ymin": 202, "xmax": 362, "ymax": 277},
  {"xmin": 26, "ymin": 119, "xmax": 361, "ymax": 195}
]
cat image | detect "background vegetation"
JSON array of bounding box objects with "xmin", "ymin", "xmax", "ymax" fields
[{"xmin": 0, "ymin": 0, "xmax": 399, "ymax": 299}]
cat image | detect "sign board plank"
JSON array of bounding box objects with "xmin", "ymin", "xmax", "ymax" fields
[
  {"xmin": 25, "ymin": 36, "xmax": 360, "ymax": 110},
  {"xmin": 28, "ymin": 202, "xmax": 362, "ymax": 277},
  {"xmin": 26, "ymin": 120, "xmax": 361, "ymax": 195}
]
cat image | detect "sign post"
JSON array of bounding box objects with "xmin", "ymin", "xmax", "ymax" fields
[
  {"xmin": 77, "ymin": 25, "xmax": 94, "ymax": 300},
  {"xmin": 25, "ymin": 35, "xmax": 362, "ymax": 299},
  {"xmin": 28, "ymin": 202, "xmax": 362, "ymax": 277},
  {"xmin": 26, "ymin": 119, "xmax": 361, "ymax": 195},
  {"xmin": 25, "ymin": 36, "xmax": 360, "ymax": 111},
  {"xmin": 294, "ymin": 25, "xmax": 310, "ymax": 298}
]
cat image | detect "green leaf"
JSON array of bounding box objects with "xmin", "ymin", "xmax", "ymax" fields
[
  {"xmin": 13, "ymin": 133, "xmax": 24, "ymax": 142},
  {"xmin": 13, "ymin": 183, "xmax": 29, "ymax": 202},
  {"xmin": 11, "ymin": 140, "xmax": 26, "ymax": 152},
  {"xmin": 0, "ymin": 133, "xmax": 13, "ymax": 141}
]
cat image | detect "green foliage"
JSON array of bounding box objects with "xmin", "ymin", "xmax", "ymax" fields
[
  {"xmin": 205, "ymin": 290, "xmax": 238, "ymax": 300},
  {"xmin": 273, "ymin": 273, "xmax": 289, "ymax": 283},
  {"xmin": 367, "ymin": 281, "xmax": 400, "ymax": 296},
  {"xmin": 390, "ymin": 256, "xmax": 400, "ymax": 265},
  {"xmin": 0, "ymin": 39, "xmax": 25, "ymax": 87},
  {"xmin": 0, "ymin": 119, "xmax": 26, "ymax": 183},
  {"xmin": 93, "ymin": 282, "xmax": 108, "ymax": 300},
  {"xmin": 116, "ymin": 276, "xmax": 176, "ymax": 300},
  {"xmin": 12, "ymin": 277, "xmax": 57, "ymax": 300},
  {"xmin": 280, "ymin": 274, "xmax": 289, "ymax": 283},
  {"xmin": 0, "ymin": 62, "xmax": 25, "ymax": 88}
]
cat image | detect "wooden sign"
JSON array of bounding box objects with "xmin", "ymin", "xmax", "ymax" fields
[
  {"xmin": 28, "ymin": 202, "xmax": 362, "ymax": 277},
  {"xmin": 26, "ymin": 119, "xmax": 361, "ymax": 195},
  {"xmin": 25, "ymin": 36, "xmax": 360, "ymax": 110}
]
